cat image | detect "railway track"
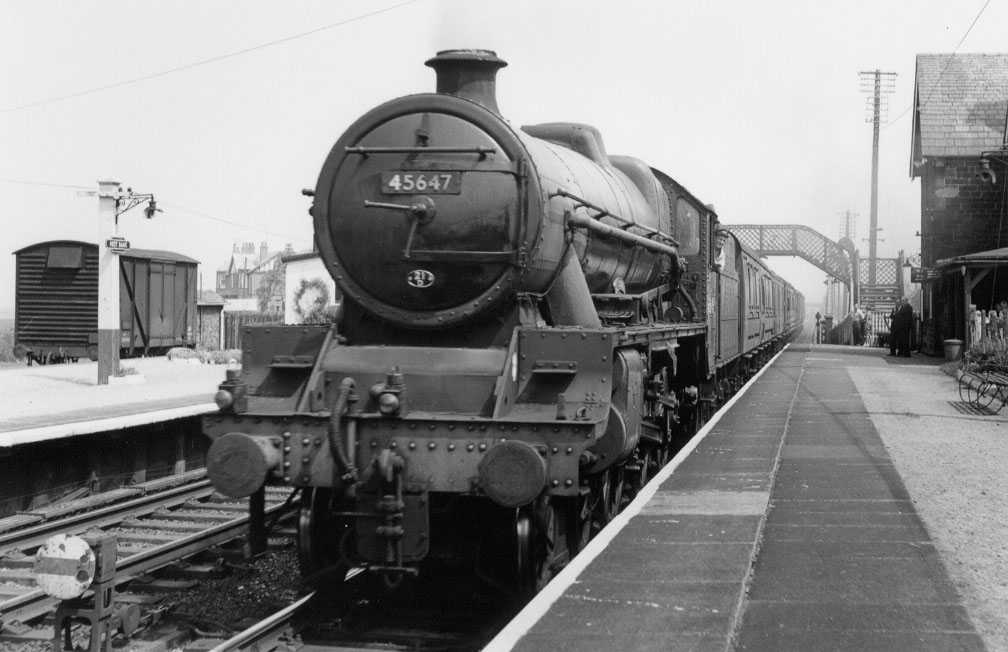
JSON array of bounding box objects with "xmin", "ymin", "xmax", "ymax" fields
[
  {"xmin": 190, "ymin": 565, "xmax": 522, "ymax": 652},
  {"xmin": 205, "ymin": 591, "xmax": 316, "ymax": 651},
  {"xmin": 0, "ymin": 470, "xmax": 297, "ymax": 647}
]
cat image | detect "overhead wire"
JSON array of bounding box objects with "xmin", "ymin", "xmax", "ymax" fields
[
  {"xmin": 0, "ymin": 178, "xmax": 95, "ymax": 191},
  {"xmin": 1, "ymin": 0, "xmax": 419, "ymax": 113},
  {"xmin": 884, "ymin": 0, "xmax": 992, "ymax": 129},
  {"xmin": 162, "ymin": 201, "xmax": 308, "ymax": 241},
  {"xmin": 1, "ymin": 177, "xmax": 308, "ymax": 241}
]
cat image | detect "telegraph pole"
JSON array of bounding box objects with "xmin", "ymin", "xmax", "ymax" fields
[
  {"xmin": 840, "ymin": 210, "xmax": 858, "ymax": 241},
  {"xmin": 859, "ymin": 70, "xmax": 897, "ymax": 285}
]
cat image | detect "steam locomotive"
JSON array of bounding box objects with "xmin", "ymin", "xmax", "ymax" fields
[{"xmin": 202, "ymin": 50, "xmax": 802, "ymax": 595}]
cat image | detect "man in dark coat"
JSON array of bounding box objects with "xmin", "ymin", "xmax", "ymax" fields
[
  {"xmin": 888, "ymin": 301, "xmax": 900, "ymax": 356},
  {"xmin": 897, "ymin": 299, "xmax": 914, "ymax": 357}
]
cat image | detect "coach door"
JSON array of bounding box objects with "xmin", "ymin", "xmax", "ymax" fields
[
  {"xmin": 148, "ymin": 262, "xmax": 176, "ymax": 349},
  {"xmin": 119, "ymin": 257, "xmax": 149, "ymax": 353},
  {"xmin": 718, "ymin": 237, "xmax": 740, "ymax": 362}
]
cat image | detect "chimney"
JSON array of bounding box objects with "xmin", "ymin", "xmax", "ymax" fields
[{"xmin": 425, "ymin": 49, "xmax": 507, "ymax": 114}]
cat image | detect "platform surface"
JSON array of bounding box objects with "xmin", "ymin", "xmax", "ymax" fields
[
  {"xmin": 0, "ymin": 357, "xmax": 225, "ymax": 444},
  {"xmin": 495, "ymin": 346, "xmax": 988, "ymax": 652}
]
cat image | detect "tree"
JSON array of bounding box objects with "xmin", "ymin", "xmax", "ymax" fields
[{"xmin": 256, "ymin": 265, "xmax": 285, "ymax": 314}]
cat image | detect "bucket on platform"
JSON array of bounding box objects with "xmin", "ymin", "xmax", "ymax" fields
[{"xmin": 943, "ymin": 339, "xmax": 964, "ymax": 361}]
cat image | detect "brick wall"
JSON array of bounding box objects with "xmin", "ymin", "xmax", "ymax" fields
[
  {"xmin": 920, "ymin": 157, "xmax": 1004, "ymax": 267},
  {"xmin": 196, "ymin": 304, "xmax": 222, "ymax": 350}
]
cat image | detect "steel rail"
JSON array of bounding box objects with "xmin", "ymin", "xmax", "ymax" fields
[
  {"xmin": 0, "ymin": 479, "xmax": 214, "ymax": 555},
  {"xmin": 208, "ymin": 591, "xmax": 316, "ymax": 651},
  {"xmin": 0, "ymin": 494, "xmax": 296, "ymax": 627}
]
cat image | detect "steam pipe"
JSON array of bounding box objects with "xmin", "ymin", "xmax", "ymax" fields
[{"xmin": 567, "ymin": 212, "xmax": 678, "ymax": 257}]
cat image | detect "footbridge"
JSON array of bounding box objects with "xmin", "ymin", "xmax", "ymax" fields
[
  {"xmin": 724, "ymin": 224, "xmax": 904, "ymax": 312},
  {"xmin": 724, "ymin": 224, "xmax": 857, "ymax": 287}
]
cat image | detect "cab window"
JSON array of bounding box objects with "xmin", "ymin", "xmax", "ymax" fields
[{"xmin": 675, "ymin": 198, "xmax": 700, "ymax": 256}]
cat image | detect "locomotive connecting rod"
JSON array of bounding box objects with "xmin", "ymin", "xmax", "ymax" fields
[{"xmin": 566, "ymin": 212, "xmax": 678, "ymax": 257}]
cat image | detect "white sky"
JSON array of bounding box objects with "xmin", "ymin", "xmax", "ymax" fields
[{"xmin": 2, "ymin": 0, "xmax": 1005, "ymax": 317}]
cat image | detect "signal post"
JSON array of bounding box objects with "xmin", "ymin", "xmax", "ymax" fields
[
  {"xmin": 96, "ymin": 179, "xmax": 121, "ymax": 385},
  {"xmin": 95, "ymin": 181, "xmax": 160, "ymax": 384}
]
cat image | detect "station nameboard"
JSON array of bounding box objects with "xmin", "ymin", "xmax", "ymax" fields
[
  {"xmin": 910, "ymin": 266, "xmax": 940, "ymax": 283},
  {"xmin": 105, "ymin": 236, "xmax": 130, "ymax": 251},
  {"xmin": 860, "ymin": 285, "xmax": 900, "ymax": 312}
]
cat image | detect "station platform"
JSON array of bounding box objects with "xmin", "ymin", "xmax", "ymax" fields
[
  {"xmin": 489, "ymin": 345, "xmax": 989, "ymax": 651},
  {"xmin": 0, "ymin": 358, "xmax": 223, "ymax": 447}
]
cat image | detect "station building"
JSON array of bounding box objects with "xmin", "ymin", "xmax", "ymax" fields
[{"xmin": 910, "ymin": 53, "xmax": 1008, "ymax": 353}]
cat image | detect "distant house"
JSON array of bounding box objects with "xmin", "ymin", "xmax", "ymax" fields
[
  {"xmin": 909, "ymin": 53, "xmax": 1008, "ymax": 350},
  {"xmin": 216, "ymin": 241, "xmax": 292, "ymax": 313}
]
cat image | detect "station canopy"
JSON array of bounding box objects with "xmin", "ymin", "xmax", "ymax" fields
[{"xmin": 936, "ymin": 247, "xmax": 1008, "ymax": 269}]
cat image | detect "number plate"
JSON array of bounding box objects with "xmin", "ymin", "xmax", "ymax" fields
[{"xmin": 381, "ymin": 171, "xmax": 462, "ymax": 195}]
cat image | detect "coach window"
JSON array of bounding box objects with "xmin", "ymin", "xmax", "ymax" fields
[{"xmin": 675, "ymin": 198, "xmax": 700, "ymax": 256}]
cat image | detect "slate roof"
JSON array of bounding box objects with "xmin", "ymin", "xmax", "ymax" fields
[
  {"xmin": 936, "ymin": 246, "xmax": 1008, "ymax": 268},
  {"xmin": 198, "ymin": 290, "xmax": 225, "ymax": 305},
  {"xmin": 120, "ymin": 248, "xmax": 199, "ymax": 264},
  {"xmin": 12, "ymin": 240, "xmax": 198, "ymax": 264},
  {"xmin": 911, "ymin": 53, "xmax": 1008, "ymax": 176}
]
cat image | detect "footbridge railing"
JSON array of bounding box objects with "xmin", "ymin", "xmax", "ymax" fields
[
  {"xmin": 724, "ymin": 224, "xmax": 855, "ymax": 287},
  {"xmin": 725, "ymin": 223, "xmax": 904, "ymax": 312}
]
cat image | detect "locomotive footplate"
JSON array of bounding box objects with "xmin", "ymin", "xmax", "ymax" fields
[
  {"xmin": 354, "ymin": 417, "xmax": 600, "ymax": 499},
  {"xmin": 203, "ymin": 413, "xmax": 603, "ymax": 498}
]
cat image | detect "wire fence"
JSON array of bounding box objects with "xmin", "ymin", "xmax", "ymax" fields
[{"xmin": 223, "ymin": 311, "xmax": 282, "ymax": 349}]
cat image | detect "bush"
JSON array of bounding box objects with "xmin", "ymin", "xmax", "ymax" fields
[
  {"xmin": 962, "ymin": 337, "xmax": 1008, "ymax": 372},
  {"xmin": 167, "ymin": 347, "xmax": 199, "ymax": 360},
  {"xmin": 199, "ymin": 349, "xmax": 243, "ymax": 365},
  {"xmin": 0, "ymin": 328, "xmax": 15, "ymax": 363},
  {"xmin": 168, "ymin": 347, "xmax": 241, "ymax": 365}
]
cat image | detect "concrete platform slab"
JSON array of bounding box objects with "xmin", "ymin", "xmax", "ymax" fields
[
  {"xmin": 516, "ymin": 632, "xmax": 726, "ymax": 652},
  {"xmin": 736, "ymin": 630, "xmax": 985, "ymax": 652},
  {"xmin": 542, "ymin": 580, "xmax": 740, "ymax": 635},
  {"xmin": 492, "ymin": 345, "xmax": 986, "ymax": 651},
  {"xmin": 739, "ymin": 601, "xmax": 976, "ymax": 634},
  {"xmin": 0, "ymin": 358, "xmax": 226, "ymax": 445}
]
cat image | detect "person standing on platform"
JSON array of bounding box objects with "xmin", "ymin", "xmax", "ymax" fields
[
  {"xmin": 853, "ymin": 304, "xmax": 866, "ymax": 345},
  {"xmin": 897, "ymin": 299, "xmax": 914, "ymax": 357},
  {"xmin": 888, "ymin": 300, "xmax": 900, "ymax": 356}
]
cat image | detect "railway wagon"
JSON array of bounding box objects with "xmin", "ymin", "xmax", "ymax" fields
[{"xmin": 13, "ymin": 240, "xmax": 198, "ymax": 363}]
